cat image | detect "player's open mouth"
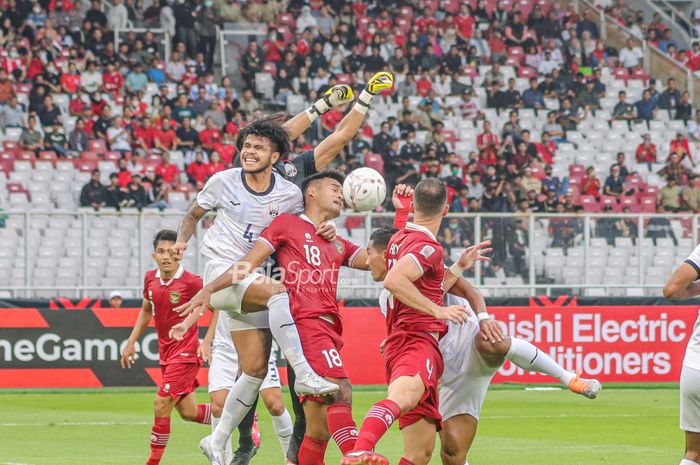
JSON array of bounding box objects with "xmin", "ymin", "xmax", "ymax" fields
[
  {"xmin": 243, "ymin": 156, "xmax": 258, "ymax": 164},
  {"xmin": 334, "ymin": 200, "xmax": 343, "ymax": 208}
]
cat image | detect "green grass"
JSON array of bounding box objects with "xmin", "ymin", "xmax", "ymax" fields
[{"xmin": 0, "ymin": 386, "xmax": 683, "ymax": 464}]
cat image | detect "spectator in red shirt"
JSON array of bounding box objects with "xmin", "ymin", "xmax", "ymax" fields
[
  {"xmin": 455, "ymin": 4, "xmax": 475, "ymax": 40},
  {"xmin": 186, "ymin": 151, "xmax": 209, "ymax": 188},
  {"xmin": 321, "ymin": 108, "xmax": 344, "ymax": 135},
  {"xmin": 26, "ymin": 52, "xmax": 44, "ymax": 81},
  {"xmin": 154, "ymin": 119, "xmax": 178, "ymax": 152},
  {"xmin": 415, "ymin": 6, "xmax": 438, "ymax": 33},
  {"xmin": 69, "ymin": 89, "xmax": 88, "ymax": 116},
  {"xmin": 116, "ymin": 157, "xmax": 132, "ymax": 188},
  {"xmin": 263, "ymin": 27, "xmax": 285, "ymax": 62},
  {"xmin": 581, "ymin": 167, "xmax": 601, "ymax": 197},
  {"xmin": 476, "ymin": 120, "xmax": 501, "ymax": 165},
  {"xmin": 102, "ymin": 62, "xmax": 124, "ymax": 95},
  {"xmin": 60, "ymin": 62, "xmax": 81, "ymax": 94},
  {"xmin": 636, "ymin": 133, "xmax": 657, "ymax": 166},
  {"xmin": 212, "ymin": 131, "xmax": 236, "ymax": 166},
  {"xmin": 155, "ymin": 152, "xmax": 180, "ymax": 187},
  {"xmin": 199, "ymin": 117, "xmax": 222, "ymax": 151},
  {"xmin": 536, "ymin": 131, "xmax": 556, "ymax": 164},
  {"xmin": 670, "ymin": 132, "xmax": 693, "ymax": 166},
  {"xmin": 207, "ymin": 151, "xmax": 226, "ymax": 176},
  {"xmin": 416, "ymin": 70, "xmax": 433, "ymax": 97},
  {"xmin": 133, "ymin": 117, "xmax": 157, "ymax": 153}
]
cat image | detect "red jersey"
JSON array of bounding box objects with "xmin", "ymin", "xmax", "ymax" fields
[
  {"xmin": 155, "ymin": 129, "xmax": 177, "ymax": 150},
  {"xmin": 133, "ymin": 125, "xmax": 156, "ymax": 149},
  {"xmin": 199, "ymin": 128, "xmax": 222, "ymax": 149},
  {"xmin": 206, "ymin": 161, "xmax": 226, "ymax": 176},
  {"xmin": 156, "ymin": 163, "xmax": 179, "ymax": 183},
  {"xmin": 385, "ymin": 222, "xmax": 446, "ymax": 336},
  {"xmin": 321, "ymin": 110, "xmax": 343, "ymax": 131},
  {"xmin": 186, "ymin": 161, "xmax": 209, "ymax": 184},
  {"xmin": 60, "ymin": 73, "xmax": 81, "ymax": 93},
  {"xmin": 103, "ymin": 71, "xmax": 124, "ymax": 94},
  {"xmin": 142, "ymin": 266, "xmax": 203, "ymax": 365},
  {"xmin": 455, "ymin": 15, "xmax": 475, "ymax": 39},
  {"xmin": 416, "ymin": 78, "xmax": 433, "ymax": 96},
  {"xmin": 259, "ymin": 213, "xmax": 361, "ymax": 320},
  {"xmin": 213, "ymin": 141, "xmax": 236, "ymax": 165}
]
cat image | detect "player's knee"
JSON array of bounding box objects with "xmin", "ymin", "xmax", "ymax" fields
[
  {"xmin": 211, "ymin": 401, "xmax": 224, "ymax": 418},
  {"xmin": 265, "ymin": 398, "xmax": 286, "ymax": 417},
  {"xmin": 243, "ymin": 362, "xmax": 268, "ymax": 380},
  {"xmin": 475, "ymin": 335, "xmax": 507, "ymax": 359},
  {"xmin": 153, "ymin": 396, "xmax": 171, "ymax": 416},
  {"xmin": 439, "ymin": 440, "xmax": 466, "ymax": 465},
  {"xmin": 405, "ymin": 449, "xmax": 433, "ymax": 465},
  {"xmin": 391, "ymin": 392, "xmax": 420, "ymax": 413}
]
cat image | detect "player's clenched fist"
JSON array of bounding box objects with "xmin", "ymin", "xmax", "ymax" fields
[
  {"xmin": 120, "ymin": 341, "xmax": 136, "ymax": 369},
  {"xmin": 435, "ymin": 304, "xmax": 470, "ymax": 324}
]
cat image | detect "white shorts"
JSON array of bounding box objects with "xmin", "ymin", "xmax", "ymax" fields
[
  {"xmin": 204, "ymin": 258, "xmax": 269, "ymax": 331},
  {"xmin": 208, "ymin": 346, "xmax": 281, "ymax": 393},
  {"xmin": 439, "ymin": 320, "xmax": 501, "ymax": 422},
  {"xmin": 680, "ymin": 365, "xmax": 700, "ymax": 432}
]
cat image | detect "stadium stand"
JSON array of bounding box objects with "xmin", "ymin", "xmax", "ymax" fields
[{"xmin": 1, "ymin": 0, "xmax": 699, "ymax": 298}]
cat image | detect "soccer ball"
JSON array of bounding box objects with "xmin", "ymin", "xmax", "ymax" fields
[{"xmin": 343, "ymin": 167, "xmax": 387, "ymax": 212}]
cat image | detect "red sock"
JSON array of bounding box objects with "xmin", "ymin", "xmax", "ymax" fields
[
  {"xmin": 398, "ymin": 459, "xmax": 415, "ymax": 465},
  {"xmin": 146, "ymin": 417, "xmax": 170, "ymax": 465},
  {"xmin": 195, "ymin": 404, "xmax": 212, "ymax": 424},
  {"xmin": 327, "ymin": 403, "xmax": 358, "ymax": 454},
  {"xmin": 298, "ymin": 435, "xmax": 328, "ymax": 465},
  {"xmin": 352, "ymin": 399, "xmax": 401, "ymax": 452}
]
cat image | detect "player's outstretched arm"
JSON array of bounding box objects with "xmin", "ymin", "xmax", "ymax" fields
[
  {"xmin": 120, "ymin": 300, "xmax": 153, "ymax": 369},
  {"xmin": 197, "ymin": 308, "xmax": 219, "ymax": 363},
  {"xmin": 171, "ymin": 201, "xmax": 208, "ymax": 260},
  {"xmin": 384, "ymin": 255, "xmax": 469, "ymax": 324},
  {"xmin": 313, "ymin": 72, "xmax": 395, "ymax": 171},
  {"xmin": 446, "ymin": 276, "xmax": 504, "ymax": 343},
  {"xmin": 172, "ymin": 241, "xmax": 274, "ymax": 319},
  {"xmin": 283, "ymin": 84, "xmax": 354, "ymax": 141},
  {"xmin": 664, "ymin": 262, "xmax": 700, "ymax": 300}
]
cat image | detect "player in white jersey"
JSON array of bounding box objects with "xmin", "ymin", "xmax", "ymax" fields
[
  {"xmin": 170, "ymin": 72, "xmax": 396, "ymax": 465},
  {"xmin": 663, "ymin": 245, "xmax": 700, "ymax": 465},
  {"xmin": 366, "ymin": 225, "xmax": 601, "ymax": 465},
  {"xmin": 207, "ymin": 316, "xmax": 292, "ymax": 463}
]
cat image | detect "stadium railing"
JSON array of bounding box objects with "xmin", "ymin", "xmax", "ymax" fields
[{"xmin": 0, "ymin": 210, "xmax": 696, "ymax": 300}]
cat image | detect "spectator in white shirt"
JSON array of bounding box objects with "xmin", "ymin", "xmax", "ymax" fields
[
  {"xmin": 80, "ymin": 60, "xmax": 103, "ymax": 94},
  {"xmin": 107, "ymin": 117, "xmax": 131, "ymax": 152},
  {"xmin": 618, "ymin": 38, "xmax": 643, "ymax": 69},
  {"xmin": 107, "ymin": 0, "xmax": 128, "ymax": 31},
  {"xmin": 538, "ymin": 51, "xmax": 559, "ymax": 75},
  {"xmin": 165, "ymin": 51, "xmax": 185, "ymax": 83},
  {"xmin": 296, "ymin": 5, "xmax": 317, "ymax": 33}
]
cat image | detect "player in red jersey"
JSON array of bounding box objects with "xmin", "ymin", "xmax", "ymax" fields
[
  {"xmin": 342, "ymin": 178, "xmax": 469, "ymax": 465},
  {"xmin": 173, "ymin": 171, "xmax": 388, "ymax": 465},
  {"xmin": 120, "ymin": 230, "xmax": 217, "ymax": 465}
]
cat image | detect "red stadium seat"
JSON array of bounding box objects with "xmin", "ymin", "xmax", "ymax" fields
[
  {"xmin": 462, "ymin": 66, "xmax": 479, "ymax": 79},
  {"xmin": 38, "ymin": 151, "xmax": 57, "ymax": 163},
  {"xmin": 396, "ymin": 18, "xmax": 411, "ymax": 34},
  {"xmin": 399, "ymin": 6, "xmax": 413, "ymax": 21},
  {"xmin": 620, "ymin": 196, "xmax": 640, "ymax": 212},
  {"xmin": 88, "ymin": 140, "xmax": 107, "ymax": 153},
  {"xmin": 639, "ymin": 196, "xmax": 657, "ymax": 213},
  {"xmin": 613, "ymin": 67, "xmax": 630, "ymax": 82},
  {"xmin": 357, "ymin": 16, "xmax": 371, "ymax": 32},
  {"xmin": 104, "ymin": 151, "xmax": 122, "ymax": 162},
  {"xmin": 580, "ymin": 195, "xmax": 600, "ymax": 212},
  {"xmin": 3, "ymin": 141, "xmax": 19, "ymax": 153},
  {"xmin": 631, "ymin": 68, "xmax": 651, "ymax": 84},
  {"xmin": 263, "ymin": 62, "xmax": 277, "ymax": 75},
  {"xmin": 7, "ymin": 182, "xmax": 26, "ymax": 193},
  {"xmin": 600, "ymin": 195, "xmax": 621, "ymax": 212},
  {"xmin": 518, "ymin": 66, "xmax": 537, "ymax": 78},
  {"xmin": 567, "ymin": 185, "xmax": 581, "ymax": 205},
  {"xmin": 569, "ymin": 164, "xmax": 585, "ymax": 178},
  {"xmin": 16, "ymin": 151, "xmax": 36, "ymax": 162},
  {"xmin": 644, "ymin": 185, "xmax": 659, "ymax": 196},
  {"xmin": 15, "ymin": 83, "xmax": 31, "ymax": 94},
  {"xmin": 74, "ymin": 160, "xmax": 97, "ymax": 172},
  {"xmin": 81, "ymin": 151, "xmax": 100, "ymax": 161}
]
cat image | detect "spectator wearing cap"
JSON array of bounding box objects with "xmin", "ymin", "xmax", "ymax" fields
[
  {"xmin": 80, "ymin": 169, "xmax": 106, "ymax": 209},
  {"xmin": 108, "ymin": 290, "xmax": 123, "ymax": 308},
  {"xmin": 19, "ymin": 116, "xmax": 42, "ymax": 153},
  {"xmin": 125, "ymin": 63, "xmax": 149, "ymax": 95},
  {"xmin": 0, "ymin": 95, "xmax": 25, "ymax": 129}
]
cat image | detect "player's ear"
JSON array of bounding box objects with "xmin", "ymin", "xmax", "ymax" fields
[
  {"xmin": 271, "ymin": 151, "xmax": 281, "ymax": 165},
  {"xmin": 442, "ymin": 204, "xmax": 449, "ymax": 217}
]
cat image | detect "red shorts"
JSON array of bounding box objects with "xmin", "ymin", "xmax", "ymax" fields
[
  {"xmin": 297, "ymin": 316, "xmax": 347, "ymax": 404},
  {"xmin": 157, "ymin": 362, "xmax": 201, "ymax": 399},
  {"xmin": 384, "ymin": 330, "xmax": 444, "ymax": 431}
]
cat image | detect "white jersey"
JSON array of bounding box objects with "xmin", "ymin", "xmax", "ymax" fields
[
  {"xmin": 683, "ymin": 244, "xmax": 700, "ymax": 371},
  {"xmin": 377, "ymin": 289, "xmax": 477, "ymax": 363},
  {"xmin": 196, "ymin": 168, "xmax": 304, "ymax": 262}
]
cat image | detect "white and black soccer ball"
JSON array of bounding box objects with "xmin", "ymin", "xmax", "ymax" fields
[{"xmin": 343, "ymin": 167, "xmax": 387, "ymax": 212}]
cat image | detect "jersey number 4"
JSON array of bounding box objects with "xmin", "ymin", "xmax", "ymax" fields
[
  {"xmin": 243, "ymin": 224, "xmax": 254, "ymax": 243},
  {"xmin": 303, "ymin": 244, "xmax": 321, "ymax": 266}
]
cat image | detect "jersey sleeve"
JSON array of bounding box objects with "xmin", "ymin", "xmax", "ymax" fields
[
  {"xmin": 258, "ymin": 215, "xmax": 290, "ymax": 252},
  {"xmin": 340, "ymin": 237, "xmax": 362, "ymax": 267},
  {"xmin": 142, "ymin": 274, "xmax": 149, "ymax": 300},
  {"xmin": 685, "ymin": 244, "xmax": 700, "ymax": 278},
  {"xmin": 196, "ymin": 172, "xmax": 224, "ymax": 210},
  {"xmin": 404, "ymin": 239, "xmax": 442, "ymax": 277}
]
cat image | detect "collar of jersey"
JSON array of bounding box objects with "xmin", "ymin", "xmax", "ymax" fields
[
  {"xmin": 406, "ymin": 222, "xmax": 437, "ymax": 241},
  {"xmin": 241, "ymin": 169, "xmax": 276, "ymax": 196},
  {"xmin": 156, "ymin": 265, "xmax": 184, "ymax": 285},
  {"xmin": 299, "ymin": 213, "xmax": 316, "ymax": 227}
]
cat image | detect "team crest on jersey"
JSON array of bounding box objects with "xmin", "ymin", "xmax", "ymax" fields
[
  {"xmin": 284, "ymin": 162, "xmax": 297, "ymax": 178},
  {"xmin": 419, "ymin": 245, "xmax": 435, "ymax": 259},
  {"xmin": 169, "ymin": 291, "xmax": 180, "ymax": 304},
  {"xmin": 268, "ymin": 203, "xmax": 280, "ymax": 218},
  {"xmin": 305, "ymin": 233, "xmax": 313, "ymax": 242},
  {"xmin": 333, "ymin": 240, "xmax": 343, "ymax": 253}
]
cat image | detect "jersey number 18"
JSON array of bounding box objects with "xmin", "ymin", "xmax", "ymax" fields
[{"xmin": 303, "ymin": 244, "xmax": 321, "ymax": 266}]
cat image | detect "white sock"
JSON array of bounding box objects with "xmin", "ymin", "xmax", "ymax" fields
[
  {"xmin": 267, "ymin": 293, "xmax": 313, "ymax": 378},
  {"xmin": 271, "ymin": 409, "xmax": 294, "ymax": 454},
  {"xmin": 680, "ymin": 459, "xmax": 700, "ymax": 465},
  {"xmin": 211, "ymin": 415, "xmax": 233, "ymax": 459},
  {"xmin": 211, "ymin": 374, "xmax": 264, "ymax": 452},
  {"xmin": 506, "ymin": 338, "xmax": 575, "ymax": 385}
]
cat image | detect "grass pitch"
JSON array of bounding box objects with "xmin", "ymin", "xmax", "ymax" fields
[{"xmin": 0, "ymin": 385, "xmax": 682, "ymax": 464}]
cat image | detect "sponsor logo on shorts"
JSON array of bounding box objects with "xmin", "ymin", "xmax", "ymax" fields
[
  {"xmin": 426, "ymin": 358, "xmax": 433, "ymax": 380},
  {"xmin": 163, "ymin": 383, "xmax": 170, "ymax": 393},
  {"xmin": 169, "ymin": 291, "xmax": 180, "ymax": 304}
]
